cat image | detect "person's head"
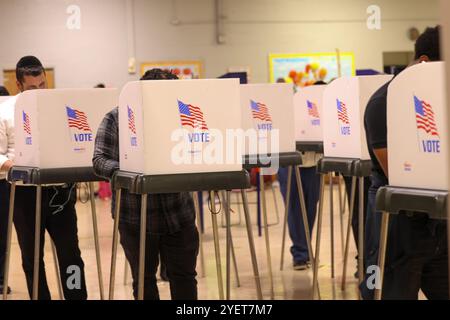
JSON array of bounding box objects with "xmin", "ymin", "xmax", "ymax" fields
[
  {"xmin": 0, "ymin": 86, "xmax": 9, "ymax": 96},
  {"xmin": 412, "ymin": 26, "xmax": 441, "ymax": 65},
  {"xmin": 276, "ymin": 77, "xmax": 286, "ymax": 83},
  {"xmin": 16, "ymin": 56, "xmax": 47, "ymax": 92},
  {"xmin": 140, "ymin": 68, "xmax": 179, "ymax": 81},
  {"xmin": 95, "ymin": 83, "xmax": 106, "ymax": 88},
  {"xmin": 314, "ymin": 80, "xmax": 327, "ymax": 85}
]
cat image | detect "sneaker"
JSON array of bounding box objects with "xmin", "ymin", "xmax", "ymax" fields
[
  {"xmin": 0, "ymin": 285, "xmax": 12, "ymax": 295},
  {"xmin": 293, "ymin": 261, "xmax": 308, "ymax": 271}
]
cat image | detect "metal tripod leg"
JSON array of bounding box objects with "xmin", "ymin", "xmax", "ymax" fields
[
  {"xmin": 89, "ymin": 182, "xmax": 105, "ymax": 300},
  {"xmin": 224, "ymin": 190, "xmax": 232, "ymax": 300},
  {"xmin": 50, "ymin": 240, "xmax": 63, "ymax": 300},
  {"xmin": 124, "ymin": 260, "xmax": 129, "ymax": 285},
  {"xmin": 341, "ymin": 176, "xmax": 356, "ymax": 291},
  {"xmin": 329, "ymin": 173, "xmax": 335, "ymax": 279},
  {"xmin": 375, "ymin": 212, "xmax": 389, "ymax": 300},
  {"xmin": 268, "ymin": 183, "xmax": 280, "ymax": 226},
  {"xmin": 260, "ymin": 171, "xmax": 274, "ymax": 299},
  {"xmin": 240, "ymin": 189, "xmax": 263, "ymax": 299},
  {"xmin": 220, "ymin": 191, "xmax": 240, "ymax": 291},
  {"xmin": 312, "ymin": 174, "xmax": 326, "ymax": 300},
  {"xmin": 295, "ymin": 166, "xmax": 314, "ymax": 272},
  {"xmin": 2, "ymin": 182, "xmax": 16, "ymax": 300},
  {"xmin": 108, "ymin": 189, "xmax": 122, "ymax": 300},
  {"xmin": 357, "ymin": 177, "xmax": 365, "ymax": 296},
  {"xmin": 32, "ymin": 185, "xmax": 42, "ymax": 300},
  {"xmin": 192, "ymin": 192, "xmax": 205, "ymax": 278},
  {"xmin": 210, "ymin": 191, "xmax": 224, "ymax": 300},
  {"xmin": 137, "ymin": 194, "xmax": 147, "ymax": 300},
  {"xmin": 280, "ymin": 166, "xmax": 292, "ymax": 271},
  {"xmin": 337, "ymin": 175, "xmax": 345, "ymax": 255}
]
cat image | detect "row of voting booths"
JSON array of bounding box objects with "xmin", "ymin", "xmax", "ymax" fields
[{"xmin": 2, "ymin": 61, "xmax": 447, "ymax": 300}]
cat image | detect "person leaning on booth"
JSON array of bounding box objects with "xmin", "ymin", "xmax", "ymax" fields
[
  {"xmin": 362, "ymin": 26, "xmax": 448, "ymax": 299},
  {"xmin": 92, "ymin": 68, "xmax": 199, "ymax": 300},
  {"xmin": 0, "ymin": 56, "xmax": 87, "ymax": 300}
]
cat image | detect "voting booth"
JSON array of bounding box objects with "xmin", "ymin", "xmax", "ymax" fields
[
  {"xmin": 312, "ymin": 75, "xmax": 393, "ymax": 299},
  {"xmin": 322, "ymin": 75, "xmax": 393, "ymax": 160},
  {"xmin": 387, "ymin": 62, "xmax": 448, "ymax": 190},
  {"xmin": 294, "ymin": 85, "xmax": 326, "ymax": 145},
  {"xmin": 4, "ymin": 88, "xmax": 119, "ymax": 300},
  {"xmin": 119, "ymin": 79, "xmax": 242, "ymax": 175},
  {"xmin": 374, "ymin": 62, "xmax": 448, "ymax": 300},
  {"xmin": 14, "ymin": 88, "xmax": 118, "ymax": 168},
  {"xmin": 239, "ymin": 83, "xmax": 313, "ymax": 299},
  {"xmin": 112, "ymin": 79, "xmax": 261, "ymax": 301},
  {"xmin": 240, "ymin": 83, "xmax": 296, "ymax": 157}
]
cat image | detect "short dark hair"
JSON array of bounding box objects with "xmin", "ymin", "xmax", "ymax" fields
[
  {"xmin": 0, "ymin": 86, "xmax": 9, "ymax": 96},
  {"xmin": 16, "ymin": 56, "xmax": 45, "ymax": 83},
  {"xmin": 95, "ymin": 83, "xmax": 106, "ymax": 88},
  {"xmin": 414, "ymin": 26, "xmax": 441, "ymax": 61},
  {"xmin": 140, "ymin": 68, "xmax": 178, "ymax": 81}
]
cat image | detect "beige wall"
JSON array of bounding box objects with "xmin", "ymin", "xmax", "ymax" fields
[{"xmin": 0, "ymin": 0, "xmax": 439, "ymax": 88}]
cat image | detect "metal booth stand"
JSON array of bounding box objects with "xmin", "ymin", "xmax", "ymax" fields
[
  {"xmin": 312, "ymin": 157, "xmax": 371, "ymax": 299},
  {"xmin": 374, "ymin": 186, "xmax": 447, "ymax": 300},
  {"xmin": 2, "ymin": 166, "xmax": 105, "ymax": 300},
  {"xmin": 108, "ymin": 169, "xmax": 263, "ymax": 300}
]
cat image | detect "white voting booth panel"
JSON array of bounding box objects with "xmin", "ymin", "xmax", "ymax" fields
[
  {"xmin": 15, "ymin": 88, "xmax": 119, "ymax": 168},
  {"xmin": 0, "ymin": 97, "xmax": 10, "ymax": 104},
  {"xmin": 240, "ymin": 83, "xmax": 295, "ymax": 155},
  {"xmin": 322, "ymin": 75, "xmax": 393, "ymax": 159},
  {"xmin": 388, "ymin": 62, "xmax": 448, "ymax": 190},
  {"xmin": 119, "ymin": 79, "xmax": 242, "ymax": 175},
  {"xmin": 294, "ymin": 85, "xmax": 326, "ymax": 142}
]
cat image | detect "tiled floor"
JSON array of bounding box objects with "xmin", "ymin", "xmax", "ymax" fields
[{"xmin": 4, "ymin": 182, "xmax": 361, "ymax": 300}]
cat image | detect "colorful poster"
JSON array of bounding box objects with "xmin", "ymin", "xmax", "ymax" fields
[
  {"xmin": 269, "ymin": 53, "xmax": 355, "ymax": 86},
  {"xmin": 141, "ymin": 61, "xmax": 203, "ymax": 79}
]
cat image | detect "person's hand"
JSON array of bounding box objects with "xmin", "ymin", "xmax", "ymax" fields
[{"xmin": 1, "ymin": 160, "xmax": 13, "ymax": 173}]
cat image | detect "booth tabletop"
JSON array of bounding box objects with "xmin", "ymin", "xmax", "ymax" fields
[
  {"xmin": 296, "ymin": 141, "xmax": 324, "ymax": 153},
  {"xmin": 242, "ymin": 152, "xmax": 302, "ymax": 170},
  {"xmin": 375, "ymin": 186, "xmax": 448, "ymax": 220},
  {"xmin": 7, "ymin": 166, "xmax": 105, "ymax": 185},
  {"xmin": 113, "ymin": 169, "xmax": 251, "ymax": 194},
  {"xmin": 317, "ymin": 157, "xmax": 372, "ymax": 177}
]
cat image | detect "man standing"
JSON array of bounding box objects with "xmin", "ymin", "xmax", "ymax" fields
[
  {"xmin": 0, "ymin": 56, "xmax": 87, "ymax": 299},
  {"xmin": 362, "ymin": 26, "xmax": 448, "ymax": 299},
  {"xmin": 93, "ymin": 68, "xmax": 198, "ymax": 300}
]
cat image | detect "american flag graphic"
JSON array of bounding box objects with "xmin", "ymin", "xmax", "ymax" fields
[
  {"xmin": 414, "ymin": 95, "xmax": 439, "ymax": 137},
  {"xmin": 336, "ymin": 99, "xmax": 349, "ymax": 125},
  {"xmin": 23, "ymin": 111, "xmax": 31, "ymax": 135},
  {"xmin": 307, "ymin": 100, "xmax": 320, "ymax": 119},
  {"xmin": 250, "ymin": 100, "xmax": 272, "ymax": 122},
  {"xmin": 177, "ymin": 100, "xmax": 208, "ymax": 130},
  {"xmin": 66, "ymin": 106, "xmax": 91, "ymax": 132},
  {"xmin": 127, "ymin": 105, "xmax": 137, "ymax": 134}
]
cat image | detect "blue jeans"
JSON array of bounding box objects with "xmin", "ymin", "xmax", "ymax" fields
[
  {"xmin": 278, "ymin": 166, "xmax": 320, "ymax": 263},
  {"xmin": 360, "ymin": 172, "xmax": 448, "ymax": 299}
]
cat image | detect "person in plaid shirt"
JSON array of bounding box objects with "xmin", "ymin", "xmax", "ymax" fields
[{"xmin": 93, "ymin": 69, "xmax": 198, "ymax": 300}]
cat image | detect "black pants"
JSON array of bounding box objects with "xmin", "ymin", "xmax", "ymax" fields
[
  {"xmin": 119, "ymin": 222, "xmax": 199, "ymax": 300},
  {"xmin": 0, "ymin": 180, "xmax": 10, "ymax": 286},
  {"xmin": 361, "ymin": 172, "xmax": 449, "ymax": 299},
  {"xmin": 12, "ymin": 184, "xmax": 87, "ymax": 300}
]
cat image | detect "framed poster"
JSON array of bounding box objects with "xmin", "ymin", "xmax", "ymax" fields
[
  {"xmin": 141, "ymin": 60, "xmax": 203, "ymax": 79},
  {"xmin": 269, "ymin": 52, "xmax": 355, "ymax": 86}
]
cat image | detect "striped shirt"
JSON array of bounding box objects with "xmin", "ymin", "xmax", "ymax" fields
[{"xmin": 92, "ymin": 107, "xmax": 195, "ymax": 234}]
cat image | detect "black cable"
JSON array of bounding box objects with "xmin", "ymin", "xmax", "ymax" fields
[{"xmin": 208, "ymin": 190, "xmax": 222, "ymax": 214}]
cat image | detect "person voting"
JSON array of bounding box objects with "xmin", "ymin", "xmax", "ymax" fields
[
  {"xmin": 93, "ymin": 69, "xmax": 198, "ymax": 300},
  {"xmin": 362, "ymin": 26, "xmax": 448, "ymax": 300},
  {"xmin": 0, "ymin": 56, "xmax": 87, "ymax": 300}
]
